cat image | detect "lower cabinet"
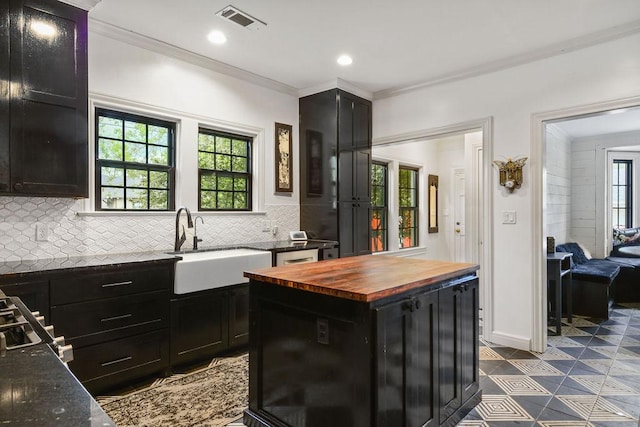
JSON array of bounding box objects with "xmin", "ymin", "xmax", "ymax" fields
[
  {"xmin": 170, "ymin": 283, "xmax": 248, "ymax": 367},
  {"xmin": 0, "ymin": 277, "xmax": 49, "ymax": 318}
]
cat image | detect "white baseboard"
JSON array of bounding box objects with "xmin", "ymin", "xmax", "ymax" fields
[{"xmin": 484, "ymin": 330, "xmax": 531, "ymax": 352}]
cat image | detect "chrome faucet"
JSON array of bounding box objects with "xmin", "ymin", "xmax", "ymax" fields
[
  {"xmin": 174, "ymin": 207, "xmax": 194, "ymax": 251},
  {"xmin": 193, "ymin": 216, "xmax": 204, "ymax": 250}
]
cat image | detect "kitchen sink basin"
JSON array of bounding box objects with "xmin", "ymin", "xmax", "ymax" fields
[{"xmin": 173, "ymin": 248, "xmax": 272, "ymax": 294}]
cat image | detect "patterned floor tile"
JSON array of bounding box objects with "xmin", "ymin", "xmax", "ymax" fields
[
  {"xmin": 474, "ymin": 395, "xmax": 535, "ymax": 422},
  {"xmin": 481, "ymin": 346, "xmax": 506, "ymax": 360},
  {"xmin": 537, "ymin": 347, "xmax": 576, "ymax": 361},
  {"xmin": 536, "ymin": 422, "xmax": 595, "ymax": 426},
  {"xmin": 578, "ymin": 359, "xmax": 614, "ymax": 375},
  {"xmin": 547, "ymin": 336, "xmax": 588, "ymax": 348},
  {"xmin": 568, "ymin": 375, "xmax": 606, "ymax": 394},
  {"xmin": 598, "ymin": 377, "xmax": 638, "ymax": 396},
  {"xmin": 553, "ymin": 395, "xmax": 597, "ymax": 419},
  {"xmin": 509, "ymin": 360, "xmax": 566, "ymax": 376},
  {"xmin": 491, "ymin": 375, "xmax": 553, "ymax": 396},
  {"xmin": 587, "ymin": 396, "xmax": 636, "ymax": 422}
]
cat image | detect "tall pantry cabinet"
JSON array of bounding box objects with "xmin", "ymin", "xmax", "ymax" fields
[{"xmin": 299, "ymin": 89, "xmax": 372, "ymax": 257}]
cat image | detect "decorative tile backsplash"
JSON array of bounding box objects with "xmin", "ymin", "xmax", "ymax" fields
[{"xmin": 0, "ymin": 196, "xmax": 299, "ymax": 262}]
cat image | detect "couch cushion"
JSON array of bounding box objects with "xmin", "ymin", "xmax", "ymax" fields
[
  {"xmin": 607, "ymin": 256, "xmax": 640, "ymax": 270},
  {"xmin": 572, "ymin": 260, "xmax": 620, "ymax": 284},
  {"xmin": 556, "ymin": 242, "xmax": 589, "ymax": 265}
]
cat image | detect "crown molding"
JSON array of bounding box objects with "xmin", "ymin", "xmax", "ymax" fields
[
  {"xmin": 374, "ymin": 18, "xmax": 640, "ymax": 101},
  {"xmin": 298, "ymin": 78, "xmax": 372, "ymax": 100},
  {"xmin": 89, "ymin": 18, "xmax": 299, "ymax": 97},
  {"xmin": 58, "ymin": 0, "xmax": 101, "ymax": 11}
]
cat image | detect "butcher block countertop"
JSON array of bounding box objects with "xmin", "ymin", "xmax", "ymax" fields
[{"xmin": 244, "ymin": 254, "xmax": 479, "ymax": 302}]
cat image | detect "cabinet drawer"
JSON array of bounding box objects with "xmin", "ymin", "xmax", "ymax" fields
[
  {"xmin": 51, "ymin": 291, "xmax": 168, "ymax": 346},
  {"xmin": 69, "ymin": 330, "xmax": 169, "ymax": 385},
  {"xmin": 50, "ymin": 264, "xmax": 172, "ymax": 305}
]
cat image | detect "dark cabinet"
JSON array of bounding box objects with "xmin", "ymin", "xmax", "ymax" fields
[
  {"xmin": 0, "ymin": 278, "xmax": 49, "ymax": 319},
  {"xmin": 300, "ymin": 89, "xmax": 372, "ymax": 258},
  {"xmin": 50, "ymin": 262, "xmax": 173, "ymax": 394},
  {"xmin": 376, "ymin": 291, "xmax": 439, "ymax": 427},
  {"xmin": 1, "ymin": 0, "xmax": 88, "ymax": 197},
  {"xmin": 438, "ymin": 279, "xmax": 480, "ymax": 425},
  {"xmin": 170, "ymin": 283, "xmax": 249, "ymax": 367}
]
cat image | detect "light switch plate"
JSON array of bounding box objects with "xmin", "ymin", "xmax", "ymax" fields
[{"xmin": 502, "ymin": 211, "xmax": 517, "ymax": 224}]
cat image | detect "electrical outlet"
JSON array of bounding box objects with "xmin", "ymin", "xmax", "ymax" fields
[
  {"xmin": 502, "ymin": 211, "xmax": 517, "ymax": 224},
  {"xmin": 35, "ymin": 223, "xmax": 49, "ymax": 241},
  {"xmin": 262, "ymin": 220, "xmax": 271, "ymax": 232}
]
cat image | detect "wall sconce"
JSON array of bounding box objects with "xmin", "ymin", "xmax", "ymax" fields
[{"xmin": 493, "ymin": 157, "xmax": 527, "ymax": 192}]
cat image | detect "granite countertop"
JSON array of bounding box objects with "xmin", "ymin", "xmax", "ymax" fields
[
  {"xmin": 244, "ymin": 255, "xmax": 479, "ymax": 302},
  {"xmin": 0, "ymin": 344, "xmax": 115, "ymax": 426},
  {"xmin": 0, "ymin": 240, "xmax": 338, "ymax": 277}
]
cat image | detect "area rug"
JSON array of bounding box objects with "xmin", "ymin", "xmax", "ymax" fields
[{"xmin": 97, "ymin": 353, "xmax": 248, "ymax": 427}]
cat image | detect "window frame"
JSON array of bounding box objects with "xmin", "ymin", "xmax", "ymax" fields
[
  {"xmin": 398, "ymin": 165, "xmax": 419, "ymax": 249},
  {"xmin": 612, "ymin": 159, "xmax": 633, "ymax": 229},
  {"xmin": 94, "ymin": 108, "xmax": 176, "ymax": 211},
  {"xmin": 197, "ymin": 127, "xmax": 253, "ymax": 212},
  {"xmin": 371, "ymin": 161, "xmax": 389, "ymax": 252}
]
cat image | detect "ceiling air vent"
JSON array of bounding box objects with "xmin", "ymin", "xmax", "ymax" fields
[{"xmin": 215, "ymin": 5, "xmax": 267, "ymax": 31}]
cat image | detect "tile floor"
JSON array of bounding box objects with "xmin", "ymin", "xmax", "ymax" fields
[{"xmin": 228, "ymin": 305, "xmax": 640, "ymax": 426}]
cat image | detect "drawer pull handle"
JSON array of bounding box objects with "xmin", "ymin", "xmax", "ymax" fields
[
  {"xmin": 101, "ymin": 314, "xmax": 133, "ymax": 323},
  {"xmin": 101, "ymin": 280, "xmax": 133, "ymax": 288},
  {"xmin": 101, "ymin": 356, "xmax": 132, "ymax": 367}
]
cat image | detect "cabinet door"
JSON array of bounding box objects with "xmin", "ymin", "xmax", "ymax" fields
[
  {"xmin": 9, "ymin": 0, "xmax": 88, "ymax": 197},
  {"xmin": 228, "ymin": 284, "xmax": 249, "ymax": 348},
  {"xmin": 338, "ymin": 201, "xmax": 356, "ymax": 257},
  {"xmin": 354, "ymin": 202, "xmax": 371, "ymax": 256},
  {"xmin": 0, "ymin": 279, "xmax": 49, "ymax": 319},
  {"xmin": 460, "ymin": 279, "xmax": 479, "ymax": 402},
  {"xmin": 0, "ymin": 1, "xmax": 9, "ymax": 192},
  {"xmin": 376, "ymin": 291, "xmax": 439, "ymax": 427},
  {"xmin": 170, "ymin": 289, "xmax": 228, "ymax": 366},
  {"xmin": 438, "ymin": 284, "xmax": 462, "ymax": 421}
]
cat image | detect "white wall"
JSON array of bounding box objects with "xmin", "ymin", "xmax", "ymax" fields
[
  {"xmin": 373, "ymin": 33, "xmax": 640, "ymax": 349},
  {"xmin": 570, "ymin": 130, "xmax": 640, "ymax": 257},
  {"xmin": 0, "ymin": 30, "xmax": 300, "ymax": 262},
  {"xmin": 545, "ymin": 125, "xmax": 572, "ymax": 246}
]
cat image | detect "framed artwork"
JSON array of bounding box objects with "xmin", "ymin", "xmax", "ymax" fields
[
  {"xmin": 307, "ymin": 130, "xmax": 323, "ymax": 196},
  {"xmin": 428, "ymin": 174, "xmax": 438, "ymax": 233},
  {"xmin": 275, "ymin": 122, "xmax": 293, "ymax": 193}
]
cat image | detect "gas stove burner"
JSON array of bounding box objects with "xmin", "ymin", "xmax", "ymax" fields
[{"xmin": 0, "ymin": 298, "xmax": 42, "ymax": 351}]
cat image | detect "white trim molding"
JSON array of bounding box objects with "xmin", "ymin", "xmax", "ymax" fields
[
  {"xmin": 298, "ymin": 78, "xmax": 373, "ymax": 101},
  {"xmin": 59, "ymin": 0, "xmax": 101, "ymax": 10}
]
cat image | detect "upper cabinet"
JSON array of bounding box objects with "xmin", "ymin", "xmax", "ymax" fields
[{"xmin": 1, "ymin": 0, "xmax": 88, "ymax": 197}]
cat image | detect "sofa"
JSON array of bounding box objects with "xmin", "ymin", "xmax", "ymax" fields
[
  {"xmin": 610, "ymin": 227, "xmax": 640, "ymax": 257},
  {"xmin": 556, "ymin": 243, "xmax": 620, "ymax": 319}
]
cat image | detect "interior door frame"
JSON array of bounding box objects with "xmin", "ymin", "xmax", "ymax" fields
[
  {"xmin": 373, "ymin": 117, "xmax": 494, "ymax": 343},
  {"xmin": 531, "ymin": 95, "xmax": 640, "ymax": 353}
]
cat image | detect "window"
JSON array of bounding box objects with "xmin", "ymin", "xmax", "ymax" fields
[
  {"xmin": 399, "ymin": 166, "xmax": 419, "ymax": 248},
  {"xmin": 95, "ymin": 108, "xmax": 175, "ymax": 210},
  {"xmin": 612, "ymin": 159, "xmax": 633, "ymax": 229},
  {"xmin": 198, "ymin": 128, "xmax": 252, "ymax": 211},
  {"xmin": 371, "ymin": 162, "xmax": 388, "ymax": 252}
]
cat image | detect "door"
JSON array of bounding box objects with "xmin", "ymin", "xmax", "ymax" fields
[
  {"xmin": 453, "ymin": 168, "xmax": 466, "ymax": 262},
  {"xmin": 376, "ymin": 291, "xmax": 439, "ymax": 427}
]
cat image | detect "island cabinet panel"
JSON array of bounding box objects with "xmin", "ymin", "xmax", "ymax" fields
[
  {"xmin": 244, "ymin": 269, "xmax": 480, "ymax": 427},
  {"xmin": 0, "ymin": 1, "xmax": 9, "ymax": 192},
  {"xmin": 376, "ymin": 290, "xmax": 439, "ymax": 427}
]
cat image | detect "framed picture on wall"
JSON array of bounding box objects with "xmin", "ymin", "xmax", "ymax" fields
[
  {"xmin": 275, "ymin": 122, "xmax": 293, "ymax": 193},
  {"xmin": 428, "ymin": 174, "xmax": 438, "ymax": 233}
]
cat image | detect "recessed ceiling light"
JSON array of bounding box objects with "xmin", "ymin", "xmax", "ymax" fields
[
  {"xmin": 207, "ymin": 30, "xmax": 227, "ymax": 45},
  {"xmin": 337, "ymin": 55, "xmax": 353, "ymax": 66}
]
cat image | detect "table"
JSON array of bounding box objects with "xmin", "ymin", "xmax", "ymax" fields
[
  {"xmin": 618, "ymin": 246, "xmax": 640, "ymax": 257},
  {"xmin": 547, "ymin": 252, "xmax": 573, "ymax": 335}
]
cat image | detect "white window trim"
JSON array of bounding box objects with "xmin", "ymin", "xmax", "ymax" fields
[
  {"xmin": 607, "ymin": 151, "xmax": 640, "ymax": 231},
  {"xmin": 81, "ymin": 92, "xmax": 266, "ymax": 216}
]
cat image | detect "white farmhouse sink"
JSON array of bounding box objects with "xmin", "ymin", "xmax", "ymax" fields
[{"xmin": 173, "ymin": 248, "xmax": 272, "ymax": 294}]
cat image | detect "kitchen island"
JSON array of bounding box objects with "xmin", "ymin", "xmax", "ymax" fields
[{"xmin": 243, "ymin": 255, "xmax": 481, "ymax": 427}]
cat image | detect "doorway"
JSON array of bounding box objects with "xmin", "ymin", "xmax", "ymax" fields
[{"xmin": 532, "ymin": 96, "xmax": 640, "ymax": 352}]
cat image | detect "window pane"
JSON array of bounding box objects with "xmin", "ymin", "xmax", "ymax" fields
[
  {"xmin": 200, "ymin": 191, "xmax": 215, "ymax": 209},
  {"xmin": 98, "ymin": 138, "xmax": 122, "ymax": 161},
  {"xmin": 126, "ymin": 189, "xmax": 148, "ymax": 209},
  {"xmin": 148, "ymin": 146, "xmax": 168, "ymax": 166},
  {"xmin": 232, "ymin": 156, "xmax": 248, "ymax": 172},
  {"xmin": 101, "ymin": 167, "xmax": 124, "ymax": 186},
  {"xmin": 148, "ymin": 125, "xmax": 168, "ymax": 146},
  {"xmin": 125, "ymin": 142, "xmax": 146, "ymax": 163},
  {"xmin": 199, "ymin": 152, "xmax": 214, "ymax": 169},
  {"xmin": 150, "ymin": 171, "xmax": 168, "ymax": 189},
  {"xmin": 216, "ymin": 137, "xmax": 231, "ymax": 154},
  {"xmin": 216, "ymin": 154, "xmax": 232, "ymax": 171},
  {"xmin": 126, "ymin": 169, "xmax": 147, "ymax": 187},
  {"xmin": 124, "ymin": 121, "xmax": 146, "ymax": 142},
  {"xmin": 218, "ymin": 192, "xmax": 233, "ymax": 209},
  {"xmin": 149, "ymin": 190, "xmax": 168, "ymax": 209},
  {"xmin": 98, "ymin": 116, "xmax": 122, "ymax": 139},
  {"xmin": 234, "ymin": 177, "xmax": 247, "ymax": 191},
  {"xmin": 199, "ymin": 134, "xmax": 215, "ymax": 152},
  {"xmin": 201, "ymin": 174, "xmax": 216, "ymax": 190},
  {"xmin": 232, "ymin": 140, "xmax": 247, "ymax": 156},
  {"xmin": 101, "ymin": 187, "xmax": 124, "ymax": 209},
  {"xmin": 234, "ymin": 193, "xmax": 247, "ymax": 209},
  {"xmin": 218, "ymin": 176, "xmax": 232, "ymax": 191}
]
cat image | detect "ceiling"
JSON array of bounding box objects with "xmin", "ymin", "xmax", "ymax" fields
[
  {"xmin": 551, "ymin": 107, "xmax": 640, "ymax": 139},
  {"xmin": 89, "ymin": 0, "xmax": 640, "ymax": 98}
]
